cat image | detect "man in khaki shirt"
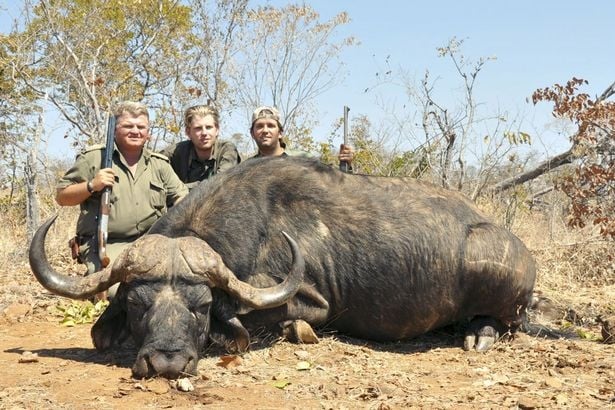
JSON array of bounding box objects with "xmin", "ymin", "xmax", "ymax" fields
[{"xmin": 56, "ymin": 101, "xmax": 188, "ymax": 299}]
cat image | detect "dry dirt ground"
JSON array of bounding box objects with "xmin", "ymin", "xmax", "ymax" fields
[{"xmin": 1, "ymin": 264, "xmax": 614, "ymax": 409}]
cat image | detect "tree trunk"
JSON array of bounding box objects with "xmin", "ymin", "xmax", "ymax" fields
[{"xmin": 25, "ymin": 113, "xmax": 43, "ymax": 239}]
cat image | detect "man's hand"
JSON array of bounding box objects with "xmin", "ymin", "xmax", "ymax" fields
[
  {"xmin": 339, "ymin": 144, "xmax": 354, "ymax": 165},
  {"xmin": 90, "ymin": 168, "xmax": 116, "ymax": 192}
]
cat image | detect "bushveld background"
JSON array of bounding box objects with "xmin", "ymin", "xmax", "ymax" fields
[{"xmin": 1, "ymin": 1, "xmax": 613, "ymax": 408}]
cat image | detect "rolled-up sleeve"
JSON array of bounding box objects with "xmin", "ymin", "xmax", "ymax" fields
[
  {"xmin": 161, "ymin": 162, "xmax": 188, "ymax": 204},
  {"xmin": 57, "ymin": 152, "xmax": 97, "ymax": 190}
]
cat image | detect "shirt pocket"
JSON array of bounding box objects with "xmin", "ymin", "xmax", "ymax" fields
[{"xmin": 149, "ymin": 180, "xmax": 167, "ymax": 215}]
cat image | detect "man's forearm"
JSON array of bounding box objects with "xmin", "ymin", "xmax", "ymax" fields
[{"xmin": 56, "ymin": 182, "xmax": 92, "ymax": 206}]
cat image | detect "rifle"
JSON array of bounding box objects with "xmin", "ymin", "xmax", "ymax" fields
[
  {"xmin": 339, "ymin": 105, "xmax": 350, "ymax": 172},
  {"xmin": 97, "ymin": 112, "xmax": 116, "ymax": 268}
]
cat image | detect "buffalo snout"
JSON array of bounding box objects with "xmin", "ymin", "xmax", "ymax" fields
[{"xmin": 133, "ymin": 347, "xmax": 198, "ymax": 379}]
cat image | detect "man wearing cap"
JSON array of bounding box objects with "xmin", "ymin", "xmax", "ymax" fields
[
  {"xmin": 161, "ymin": 104, "xmax": 241, "ymax": 191},
  {"xmin": 249, "ymin": 106, "xmax": 354, "ymax": 171}
]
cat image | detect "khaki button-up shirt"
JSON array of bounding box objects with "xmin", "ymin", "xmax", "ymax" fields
[{"xmin": 57, "ymin": 144, "xmax": 188, "ymax": 240}]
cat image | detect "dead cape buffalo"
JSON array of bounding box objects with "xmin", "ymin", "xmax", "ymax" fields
[{"xmin": 30, "ymin": 156, "xmax": 536, "ymax": 379}]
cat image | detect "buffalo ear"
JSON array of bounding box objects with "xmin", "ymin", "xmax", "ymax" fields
[
  {"xmin": 209, "ymin": 316, "xmax": 250, "ymax": 353},
  {"xmin": 209, "ymin": 291, "xmax": 250, "ymax": 353},
  {"xmin": 91, "ymin": 292, "xmax": 130, "ymax": 351}
]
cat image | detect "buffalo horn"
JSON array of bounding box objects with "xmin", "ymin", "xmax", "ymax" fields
[
  {"xmin": 190, "ymin": 232, "xmax": 305, "ymax": 310},
  {"xmin": 28, "ymin": 215, "xmax": 121, "ymax": 299}
]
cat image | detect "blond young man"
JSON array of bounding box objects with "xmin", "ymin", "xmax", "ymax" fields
[{"xmin": 161, "ymin": 105, "xmax": 241, "ymax": 190}]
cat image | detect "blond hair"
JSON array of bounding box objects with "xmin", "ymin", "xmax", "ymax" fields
[
  {"xmin": 113, "ymin": 101, "xmax": 149, "ymax": 120},
  {"xmin": 184, "ymin": 105, "xmax": 220, "ymax": 128}
]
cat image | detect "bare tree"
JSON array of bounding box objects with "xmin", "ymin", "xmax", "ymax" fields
[
  {"xmin": 151, "ymin": 0, "xmax": 251, "ymax": 149},
  {"xmin": 25, "ymin": 111, "xmax": 43, "ymax": 237},
  {"xmin": 232, "ymin": 4, "xmax": 355, "ymax": 143},
  {"xmin": 396, "ymin": 38, "xmax": 531, "ymax": 197}
]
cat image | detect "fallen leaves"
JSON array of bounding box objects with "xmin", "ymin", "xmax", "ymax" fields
[
  {"xmin": 56, "ymin": 300, "xmax": 109, "ymax": 326},
  {"xmin": 271, "ymin": 379, "xmax": 291, "ymax": 389},
  {"xmin": 216, "ymin": 355, "xmax": 243, "ymax": 369}
]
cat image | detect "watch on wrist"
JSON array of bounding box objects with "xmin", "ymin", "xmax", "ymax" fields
[{"xmin": 86, "ymin": 180, "xmax": 95, "ymax": 194}]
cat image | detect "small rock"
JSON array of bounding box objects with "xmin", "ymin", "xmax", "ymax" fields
[
  {"xmin": 517, "ymin": 396, "xmax": 539, "ymax": 409},
  {"xmin": 18, "ymin": 351, "xmax": 39, "ymax": 363},
  {"xmin": 554, "ymin": 393, "xmax": 569, "ymax": 406},
  {"xmin": 543, "ymin": 376, "xmax": 563, "ymax": 389},
  {"xmin": 296, "ymin": 360, "xmax": 311, "ymax": 371},
  {"xmin": 175, "ymin": 377, "xmax": 194, "ymax": 392},
  {"xmin": 2, "ymin": 303, "xmax": 31, "ymax": 321},
  {"xmin": 294, "ymin": 350, "xmax": 310, "ymax": 360}
]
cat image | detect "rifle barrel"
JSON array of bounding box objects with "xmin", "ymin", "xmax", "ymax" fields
[
  {"xmin": 339, "ymin": 106, "xmax": 350, "ymax": 172},
  {"xmin": 98, "ymin": 113, "xmax": 115, "ymax": 267}
]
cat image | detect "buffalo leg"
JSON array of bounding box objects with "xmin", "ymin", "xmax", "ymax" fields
[
  {"xmin": 280, "ymin": 319, "xmax": 319, "ymax": 344},
  {"xmin": 463, "ymin": 316, "xmax": 507, "ymax": 352}
]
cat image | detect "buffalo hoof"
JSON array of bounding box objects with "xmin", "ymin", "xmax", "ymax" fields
[
  {"xmin": 598, "ymin": 315, "xmax": 615, "ymax": 344},
  {"xmin": 281, "ymin": 319, "xmax": 319, "ymax": 344},
  {"xmin": 463, "ymin": 316, "xmax": 505, "ymax": 352}
]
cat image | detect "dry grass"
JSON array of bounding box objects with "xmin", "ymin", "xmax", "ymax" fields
[
  {"xmin": 478, "ymin": 193, "xmax": 614, "ymax": 329},
  {"xmin": 0, "ymin": 202, "xmax": 82, "ymax": 309}
]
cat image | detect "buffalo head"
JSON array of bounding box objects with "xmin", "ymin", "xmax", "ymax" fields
[{"xmin": 29, "ymin": 215, "xmax": 304, "ymax": 379}]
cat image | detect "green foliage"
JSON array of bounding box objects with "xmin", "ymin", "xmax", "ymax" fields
[
  {"xmin": 13, "ymin": 0, "xmax": 193, "ymax": 145},
  {"xmin": 576, "ymin": 328, "xmax": 601, "ymax": 341},
  {"xmin": 503, "ymin": 131, "xmax": 532, "ymax": 145},
  {"xmin": 56, "ymin": 299, "xmax": 109, "ymax": 326},
  {"xmin": 329, "ymin": 114, "xmax": 432, "ymax": 177},
  {"xmin": 6, "ymin": 0, "xmax": 353, "ymax": 152},
  {"xmin": 314, "ymin": 141, "xmax": 336, "ymax": 166}
]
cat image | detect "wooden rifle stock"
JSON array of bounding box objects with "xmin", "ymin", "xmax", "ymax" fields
[
  {"xmin": 97, "ymin": 113, "xmax": 115, "ymax": 268},
  {"xmin": 339, "ymin": 105, "xmax": 350, "ymax": 172}
]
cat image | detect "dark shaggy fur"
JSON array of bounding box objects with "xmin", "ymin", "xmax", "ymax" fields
[{"xmin": 149, "ymin": 156, "xmax": 536, "ymax": 342}]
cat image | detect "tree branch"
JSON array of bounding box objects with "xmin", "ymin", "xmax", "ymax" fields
[
  {"xmin": 490, "ymin": 147, "xmax": 573, "ymax": 193},
  {"xmin": 488, "ymin": 80, "xmax": 614, "ymax": 194}
]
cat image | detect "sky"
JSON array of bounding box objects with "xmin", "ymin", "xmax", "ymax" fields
[
  {"xmin": 1, "ymin": 1, "xmax": 613, "ymax": 160},
  {"xmin": 289, "ymin": 0, "xmax": 613, "ymax": 158}
]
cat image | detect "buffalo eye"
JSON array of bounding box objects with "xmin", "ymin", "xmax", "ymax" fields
[
  {"xmin": 191, "ymin": 302, "xmax": 211, "ymax": 316},
  {"xmin": 126, "ymin": 296, "xmax": 147, "ymax": 318},
  {"xmin": 186, "ymin": 287, "xmax": 213, "ymax": 314}
]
